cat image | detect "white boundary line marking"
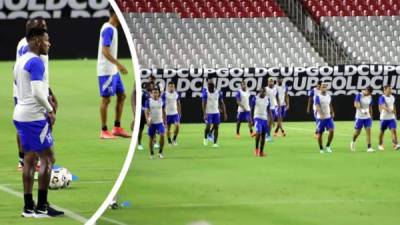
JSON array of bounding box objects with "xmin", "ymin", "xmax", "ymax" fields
[
  {"xmin": 130, "ymin": 199, "xmax": 400, "ymax": 209},
  {"xmin": 86, "ymin": 1, "xmax": 142, "ymax": 224},
  {"xmin": 0, "ymin": 184, "xmax": 88, "ymax": 223}
]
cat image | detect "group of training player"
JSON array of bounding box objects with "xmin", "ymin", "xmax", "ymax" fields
[
  {"xmin": 308, "ymin": 81, "xmax": 400, "ymax": 153},
  {"xmin": 12, "ymin": 8, "xmax": 131, "ymax": 218},
  {"xmin": 136, "ymin": 76, "xmax": 400, "ymax": 159},
  {"xmin": 134, "ymin": 76, "xmax": 291, "ymax": 159}
]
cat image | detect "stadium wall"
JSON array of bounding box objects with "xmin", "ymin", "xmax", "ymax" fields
[
  {"xmin": 142, "ymin": 65, "xmax": 400, "ymax": 122},
  {"xmin": 0, "ymin": 0, "xmax": 130, "ymax": 60}
]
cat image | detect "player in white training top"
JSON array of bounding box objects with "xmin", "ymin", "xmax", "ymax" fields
[
  {"xmin": 162, "ymin": 82, "xmax": 182, "ymax": 146},
  {"xmin": 314, "ymin": 83, "xmax": 335, "ymax": 154},
  {"xmin": 350, "ymin": 87, "xmax": 375, "ymax": 152},
  {"xmin": 97, "ymin": 7, "xmax": 130, "ymax": 139},
  {"xmin": 378, "ymin": 85, "xmax": 400, "ymax": 150},
  {"xmin": 15, "ymin": 19, "xmax": 58, "ymax": 171},
  {"xmin": 251, "ymin": 88, "xmax": 274, "ymax": 157},
  {"xmin": 13, "ymin": 27, "xmax": 63, "ymax": 218},
  {"xmin": 265, "ymin": 78, "xmax": 280, "ymax": 142},
  {"xmin": 274, "ymin": 77, "xmax": 289, "ymax": 137},
  {"xmin": 307, "ymin": 81, "xmax": 322, "ymax": 138},
  {"xmin": 202, "ymin": 81, "xmax": 227, "ymax": 147},
  {"xmin": 235, "ymin": 81, "xmax": 253, "ymax": 137},
  {"xmin": 145, "ymin": 88, "xmax": 167, "ymax": 159}
]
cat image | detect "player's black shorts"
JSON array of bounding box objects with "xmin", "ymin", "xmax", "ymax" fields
[{"xmin": 140, "ymin": 111, "xmax": 146, "ymax": 130}]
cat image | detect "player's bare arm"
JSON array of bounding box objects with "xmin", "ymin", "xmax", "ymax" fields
[
  {"xmin": 330, "ymin": 104, "xmax": 335, "ymax": 118},
  {"xmin": 145, "ymin": 108, "xmax": 151, "ymax": 126},
  {"xmin": 177, "ymin": 99, "xmax": 182, "ymax": 117},
  {"xmin": 307, "ymin": 96, "xmax": 312, "ymax": 114},
  {"xmin": 220, "ymin": 99, "xmax": 227, "ymax": 121},
  {"xmin": 285, "ymin": 92, "xmax": 289, "ymax": 110},
  {"xmin": 101, "ymin": 46, "xmax": 128, "ymax": 74},
  {"xmin": 202, "ymin": 100, "xmax": 207, "ymax": 121}
]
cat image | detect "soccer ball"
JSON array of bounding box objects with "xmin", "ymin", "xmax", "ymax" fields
[
  {"xmin": 59, "ymin": 168, "xmax": 73, "ymax": 188},
  {"xmin": 49, "ymin": 169, "xmax": 64, "ymax": 189}
]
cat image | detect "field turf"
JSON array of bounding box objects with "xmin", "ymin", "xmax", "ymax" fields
[
  {"xmin": 0, "ymin": 59, "xmax": 134, "ymax": 225},
  {"xmin": 100, "ymin": 121, "xmax": 400, "ymax": 225}
]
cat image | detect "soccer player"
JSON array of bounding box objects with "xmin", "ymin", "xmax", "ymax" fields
[
  {"xmin": 202, "ymin": 81, "xmax": 227, "ymax": 147},
  {"xmin": 15, "ymin": 19, "xmax": 58, "ymax": 171},
  {"xmin": 144, "ymin": 88, "xmax": 166, "ymax": 159},
  {"xmin": 378, "ymin": 85, "xmax": 400, "ymax": 150},
  {"xmin": 162, "ymin": 82, "xmax": 181, "ymax": 145},
  {"xmin": 274, "ymin": 77, "xmax": 289, "ymax": 137},
  {"xmin": 350, "ymin": 87, "xmax": 375, "ymax": 152},
  {"xmin": 235, "ymin": 81, "xmax": 253, "ymax": 137},
  {"xmin": 251, "ymin": 88, "xmax": 274, "ymax": 157},
  {"xmin": 132, "ymin": 82, "xmax": 153, "ymax": 150},
  {"xmin": 307, "ymin": 81, "xmax": 322, "ymax": 138},
  {"xmin": 314, "ymin": 83, "xmax": 334, "ymax": 153},
  {"xmin": 265, "ymin": 78, "xmax": 280, "ymax": 141},
  {"xmin": 98, "ymin": 7, "xmax": 130, "ymax": 139},
  {"xmin": 13, "ymin": 27, "xmax": 63, "ymax": 217}
]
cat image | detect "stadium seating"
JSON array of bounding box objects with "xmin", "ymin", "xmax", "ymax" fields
[
  {"xmin": 322, "ymin": 16, "xmax": 400, "ymax": 64},
  {"xmin": 118, "ymin": 0, "xmax": 327, "ymax": 69},
  {"xmin": 303, "ymin": 0, "xmax": 400, "ymax": 22},
  {"xmin": 301, "ymin": 0, "xmax": 400, "ymax": 64}
]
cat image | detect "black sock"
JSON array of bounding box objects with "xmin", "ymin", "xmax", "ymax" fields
[
  {"xmin": 19, "ymin": 152, "xmax": 24, "ymax": 159},
  {"xmin": 319, "ymin": 144, "xmax": 323, "ymax": 150},
  {"xmin": 24, "ymin": 194, "xmax": 34, "ymax": 209},
  {"xmin": 275, "ymin": 127, "xmax": 279, "ymax": 133},
  {"xmin": 368, "ymin": 143, "xmax": 371, "ymax": 148},
  {"xmin": 102, "ymin": 126, "xmax": 108, "ymax": 131},
  {"xmin": 168, "ymin": 137, "xmax": 172, "ymax": 144},
  {"xmin": 159, "ymin": 148, "xmax": 163, "ymax": 154},
  {"xmin": 326, "ymin": 142, "xmax": 331, "ymax": 147},
  {"xmin": 173, "ymin": 135, "xmax": 177, "ymax": 141},
  {"xmin": 37, "ymin": 189, "xmax": 48, "ymax": 209},
  {"xmin": 114, "ymin": 121, "xmax": 121, "ymax": 127},
  {"xmin": 250, "ymin": 128, "xmax": 253, "ymax": 133}
]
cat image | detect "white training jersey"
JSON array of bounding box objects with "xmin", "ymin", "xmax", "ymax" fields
[
  {"xmin": 13, "ymin": 52, "xmax": 49, "ymax": 122},
  {"xmin": 146, "ymin": 98, "xmax": 164, "ymax": 124},
  {"xmin": 354, "ymin": 92, "xmax": 372, "ymax": 119},
  {"xmin": 309, "ymin": 87, "xmax": 320, "ymax": 113},
  {"xmin": 97, "ymin": 22, "xmax": 118, "ymax": 76},
  {"xmin": 15, "ymin": 38, "xmax": 49, "ymax": 97},
  {"xmin": 236, "ymin": 89, "xmax": 251, "ymax": 112},
  {"xmin": 276, "ymin": 84, "xmax": 288, "ymax": 106},
  {"xmin": 266, "ymin": 86, "xmax": 278, "ymax": 109},
  {"xmin": 379, "ymin": 94, "xmax": 396, "ymax": 120},
  {"xmin": 203, "ymin": 89, "xmax": 222, "ymax": 114},
  {"xmin": 163, "ymin": 91, "xmax": 179, "ymax": 115},
  {"xmin": 314, "ymin": 93, "xmax": 332, "ymax": 119},
  {"xmin": 253, "ymin": 95, "xmax": 270, "ymax": 121}
]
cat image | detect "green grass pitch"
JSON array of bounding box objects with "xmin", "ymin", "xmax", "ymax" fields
[
  {"xmin": 100, "ymin": 121, "xmax": 400, "ymax": 225},
  {"xmin": 0, "ymin": 59, "xmax": 134, "ymax": 225}
]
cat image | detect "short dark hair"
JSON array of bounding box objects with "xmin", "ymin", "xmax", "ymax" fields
[
  {"xmin": 109, "ymin": 6, "xmax": 116, "ymax": 16},
  {"xmin": 384, "ymin": 85, "xmax": 391, "ymax": 90},
  {"xmin": 366, "ymin": 86, "xmax": 373, "ymax": 93},
  {"xmin": 26, "ymin": 18, "xmax": 46, "ymax": 36},
  {"xmin": 168, "ymin": 81, "xmax": 175, "ymax": 85},
  {"xmin": 317, "ymin": 81, "xmax": 322, "ymax": 85},
  {"xmin": 26, "ymin": 28, "xmax": 47, "ymax": 41}
]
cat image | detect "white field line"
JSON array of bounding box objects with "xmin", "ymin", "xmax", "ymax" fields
[
  {"xmin": 0, "ymin": 184, "xmax": 127, "ymax": 225},
  {"xmin": 131, "ymin": 199, "xmax": 400, "ymax": 209},
  {"xmin": 0, "ymin": 184, "xmax": 88, "ymax": 223}
]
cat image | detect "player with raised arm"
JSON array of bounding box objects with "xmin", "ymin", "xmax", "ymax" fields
[
  {"xmin": 202, "ymin": 81, "xmax": 227, "ymax": 147},
  {"xmin": 13, "ymin": 27, "xmax": 64, "ymax": 218},
  {"xmin": 350, "ymin": 87, "xmax": 375, "ymax": 152},
  {"xmin": 162, "ymin": 82, "xmax": 182, "ymax": 146},
  {"xmin": 274, "ymin": 77, "xmax": 289, "ymax": 137},
  {"xmin": 145, "ymin": 88, "xmax": 167, "ymax": 159},
  {"xmin": 314, "ymin": 83, "xmax": 335, "ymax": 154},
  {"xmin": 378, "ymin": 85, "xmax": 400, "ymax": 150},
  {"xmin": 15, "ymin": 19, "xmax": 58, "ymax": 171},
  {"xmin": 251, "ymin": 88, "xmax": 274, "ymax": 157},
  {"xmin": 235, "ymin": 81, "xmax": 253, "ymax": 137},
  {"xmin": 98, "ymin": 7, "xmax": 130, "ymax": 139},
  {"xmin": 265, "ymin": 78, "xmax": 280, "ymax": 141}
]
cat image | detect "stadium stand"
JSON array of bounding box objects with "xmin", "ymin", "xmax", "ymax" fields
[
  {"xmin": 117, "ymin": 0, "xmax": 327, "ymax": 68},
  {"xmin": 301, "ymin": 0, "xmax": 400, "ymax": 64}
]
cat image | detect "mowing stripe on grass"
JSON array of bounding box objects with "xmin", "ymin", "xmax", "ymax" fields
[
  {"xmin": 0, "ymin": 184, "xmax": 88, "ymax": 223},
  {"xmin": 100, "ymin": 216, "xmax": 129, "ymax": 225}
]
